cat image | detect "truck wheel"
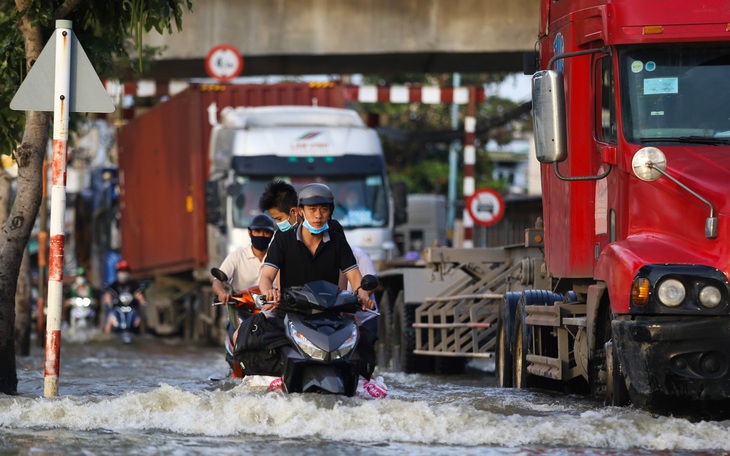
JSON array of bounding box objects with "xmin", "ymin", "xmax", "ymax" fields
[
  {"xmin": 592, "ymin": 304, "xmax": 630, "ymax": 406},
  {"xmin": 392, "ymin": 292, "xmax": 433, "ymax": 373},
  {"xmin": 513, "ymin": 290, "xmax": 563, "ymax": 389},
  {"xmin": 605, "ymin": 339, "xmax": 629, "ymax": 406},
  {"xmin": 497, "ymin": 292, "xmax": 521, "ymax": 387},
  {"xmin": 376, "ymin": 290, "xmax": 393, "ymax": 370},
  {"xmin": 513, "ymin": 303, "xmax": 530, "ymax": 388}
]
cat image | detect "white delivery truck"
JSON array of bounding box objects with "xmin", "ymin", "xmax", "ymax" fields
[{"xmin": 206, "ymin": 105, "xmax": 397, "ymax": 270}]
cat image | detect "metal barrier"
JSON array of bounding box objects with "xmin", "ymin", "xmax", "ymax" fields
[{"xmin": 413, "ymin": 246, "xmax": 539, "ymax": 357}]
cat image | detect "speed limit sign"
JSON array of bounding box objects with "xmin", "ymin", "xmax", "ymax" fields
[
  {"xmin": 205, "ymin": 44, "xmax": 243, "ymax": 82},
  {"xmin": 466, "ymin": 188, "xmax": 505, "ymax": 227}
]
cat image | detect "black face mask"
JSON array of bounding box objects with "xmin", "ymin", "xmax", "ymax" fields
[{"xmin": 251, "ymin": 234, "xmax": 271, "ymax": 251}]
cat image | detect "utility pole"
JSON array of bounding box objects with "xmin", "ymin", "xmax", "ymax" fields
[{"xmin": 447, "ymin": 73, "xmax": 461, "ymax": 239}]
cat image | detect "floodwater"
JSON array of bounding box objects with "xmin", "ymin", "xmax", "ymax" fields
[{"xmin": 2, "ymin": 330, "xmax": 729, "ymax": 456}]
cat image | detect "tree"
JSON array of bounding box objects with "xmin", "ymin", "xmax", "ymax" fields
[
  {"xmin": 353, "ymin": 73, "xmax": 532, "ymax": 194},
  {"xmin": 0, "ymin": 0, "xmax": 192, "ymax": 395}
]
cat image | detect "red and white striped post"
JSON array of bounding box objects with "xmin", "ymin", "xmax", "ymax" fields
[
  {"xmin": 44, "ymin": 20, "xmax": 73, "ymax": 398},
  {"xmin": 462, "ymin": 87, "xmax": 478, "ymax": 248}
]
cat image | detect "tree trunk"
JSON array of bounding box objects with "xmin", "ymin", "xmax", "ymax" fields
[
  {"xmin": 0, "ymin": 2, "xmax": 50, "ymax": 394},
  {"xmin": 15, "ymin": 250, "xmax": 32, "ymax": 357},
  {"xmin": 0, "ymin": 166, "xmax": 10, "ymax": 224},
  {"xmin": 0, "ymin": 111, "xmax": 49, "ymax": 394},
  {"xmin": 0, "ymin": 169, "xmax": 33, "ymax": 358}
]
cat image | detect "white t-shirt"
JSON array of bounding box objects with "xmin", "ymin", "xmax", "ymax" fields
[{"xmin": 218, "ymin": 245, "xmax": 263, "ymax": 290}]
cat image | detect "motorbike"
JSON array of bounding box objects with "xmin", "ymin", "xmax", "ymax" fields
[
  {"xmin": 210, "ymin": 268, "xmax": 379, "ymax": 396},
  {"xmin": 66, "ymin": 296, "xmax": 98, "ymax": 333},
  {"xmin": 211, "ymin": 268, "xmax": 264, "ymax": 378},
  {"xmin": 106, "ymin": 286, "xmax": 145, "ymax": 344},
  {"xmin": 268, "ymin": 275, "xmax": 379, "ymax": 397}
]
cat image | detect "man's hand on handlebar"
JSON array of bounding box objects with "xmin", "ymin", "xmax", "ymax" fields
[
  {"xmin": 216, "ymin": 291, "xmax": 231, "ymax": 306},
  {"xmin": 357, "ymin": 289, "xmax": 374, "ymax": 311},
  {"xmin": 261, "ymin": 288, "xmax": 280, "ymax": 312}
]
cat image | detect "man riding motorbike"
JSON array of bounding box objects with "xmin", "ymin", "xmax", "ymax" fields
[
  {"xmin": 103, "ymin": 260, "xmax": 146, "ymax": 334},
  {"xmin": 63, "ymin": 267, "xmax": 97, "ymax": 326},
  {"xmin": 257, "ymin": 183, "xmax": 378, "ymax": 380},
  {"xmin": 212, "ymin": 213, "xmax": 276, "ymax": 375}
]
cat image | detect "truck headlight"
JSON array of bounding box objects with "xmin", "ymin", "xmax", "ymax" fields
[
  {"xmin": 332, "ymin": 326, "xmax": 359, "ymax": 360},
  {"xmin": 699, "ymin": 285, "xmax": 722, "ymax": 308},
  {"xmin": 657, "ymin": 279, "xmax": 685, "ymax": 307},
  {"xmin": 288, "ymin": 321, "xmax": 326, "ymax": 361}
]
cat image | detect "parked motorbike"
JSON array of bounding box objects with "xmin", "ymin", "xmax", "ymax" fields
[
  {"xmin": 106, "ymin": 286, "xmax": 145, "ymax": 344},
  {"xmin": 276, "ymin": 275, "xmax": 379, "ymax": 396},
  {"xmin": 210, "ymin": 267, "xmax": 264, "ymax": 378}
]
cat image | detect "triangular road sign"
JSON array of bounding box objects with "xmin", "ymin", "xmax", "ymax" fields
[{"xmin": 10, "ymin": 28, "xmax": 115, "ymax": 113}]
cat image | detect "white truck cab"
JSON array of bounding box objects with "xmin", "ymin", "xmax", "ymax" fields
[{"xmin": 206, "ymin": 105, "xmax": 396, "ymax": 268}]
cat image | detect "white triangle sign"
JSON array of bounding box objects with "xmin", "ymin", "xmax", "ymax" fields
[{"xmin": 11, "ymin": 28, "xmax": 115, "ymax": 113}]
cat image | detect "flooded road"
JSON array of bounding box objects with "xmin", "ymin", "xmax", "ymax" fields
[{"xmin": 2, "ymin": 331, "xmax": 729, "ymax": 455}]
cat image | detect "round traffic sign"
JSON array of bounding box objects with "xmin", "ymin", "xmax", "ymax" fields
[
  {"xmin": 466, "ymin": 188, "xmax": 505, "ymax": 227},
  {"xmin": 205, "ymin": 44, "xmax": 243, "ymax": 82}
]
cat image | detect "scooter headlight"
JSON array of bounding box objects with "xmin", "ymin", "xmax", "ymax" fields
[
  {"xmin": 288, "ymin": 321, "xmax": 327, "ymax": 361},
  {"xmin": 332, "ymin": 326, "xmax": 359, "ymax": 360}
]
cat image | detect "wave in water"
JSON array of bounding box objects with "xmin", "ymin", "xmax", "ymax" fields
[{"xmin": 1, "ymin": 381, "xmax": 729, "ymax": 451}]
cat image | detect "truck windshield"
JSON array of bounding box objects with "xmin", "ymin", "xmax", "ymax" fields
[
  {"xmin": 620, "ymin": 45, "xmax": 730, "ymax": 144},
  {"xmin": 230, "ymin": 175, "xmax": 389, "ymax": 230}
]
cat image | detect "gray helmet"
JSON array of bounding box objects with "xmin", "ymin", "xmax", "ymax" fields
[
  {"xmin": 249, "ymin": 214, "xmax": 276, "ymax": 232},
  {"xmin": 298, "ymin": 183, "xmax": 334, "ymax": 206}
]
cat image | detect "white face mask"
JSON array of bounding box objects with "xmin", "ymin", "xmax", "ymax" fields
[
  {"xmin": 302, "ymin": 214, "xmax": 329, "ymax": 235},
  {"xmin": 117, "ymin": 272, "xmax": 130, "ymax": 283}
]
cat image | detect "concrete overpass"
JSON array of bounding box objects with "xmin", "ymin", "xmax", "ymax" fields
[{"xmin": 145, "ymin": 0, "xmax": 539, "ymax": 79}]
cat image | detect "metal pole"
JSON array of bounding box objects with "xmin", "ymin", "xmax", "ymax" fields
[
  {"xmin": 447, "ymin": 73, "xmax": 460, "ymax": 237},
  {"xmin": 44, "ymin": 19, "xmax": 73, "ymax": 398},
  {"xmin": 36, "ymin": 161, "xmax": 49, "ymax": 347},
  {"xmin": 462, "ymin": 87, "xmax": 477, "ymax": 248}
]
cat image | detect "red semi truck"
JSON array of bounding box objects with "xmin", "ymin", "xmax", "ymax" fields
[
  {"xmin": 494, "ymin": 0, "xmax": 730, "ymax": 408},
  {"xmin": 375, "ymin": 0, "xmax": 730, "ymax": 411}
]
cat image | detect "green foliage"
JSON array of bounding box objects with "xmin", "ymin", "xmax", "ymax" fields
[
  {"xmin": 354, "ymin": 73, "xmax": 530, "ymax": 195},
  {"xmin": 0, "ymin": 10, "xmax": 29, "ymax": 155},
  {"xmin": 0, "ymin": 0, "xmax": 193, "ymax": 156}
]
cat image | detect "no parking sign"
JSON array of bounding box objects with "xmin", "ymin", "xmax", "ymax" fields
[
  {"xmin": 205, "ymin": 44, "xmax": 243, "ymax": 82},
  {"xmin": 466, "ymin": 188, "xmax": 505, "ymax": 227}
]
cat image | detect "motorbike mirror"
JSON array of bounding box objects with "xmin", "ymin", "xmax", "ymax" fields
[
  {"xmin": 360, "ymin": 274, "xmax": 379, "ymax": 292},
  {"xmin": 211, "ymin": 268, "xmax": 230, "ymax": 283}
]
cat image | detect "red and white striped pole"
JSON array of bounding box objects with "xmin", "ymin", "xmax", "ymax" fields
[
  {"xmin": 44, "ymin": 20, "xmax": 73, "ymax": 398},
  {"xmin": 462, "ymin": 87, "xmax": 477, "ymax": 248}
]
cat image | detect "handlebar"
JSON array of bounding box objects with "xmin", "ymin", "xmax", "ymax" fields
[{"xmin": 258, "ymin": 292, "xmax": 379, "ymax": 315}]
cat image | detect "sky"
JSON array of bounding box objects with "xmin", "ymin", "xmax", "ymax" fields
[{"xmin": 489, "ymin": 73, "xmax": 532, "ymax": 102}]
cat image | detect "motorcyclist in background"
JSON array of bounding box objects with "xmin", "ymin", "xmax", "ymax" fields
[
  {"xmin": 103, "ymin": 260, "xmax": 147, "ymax": 334},
  {"xmin": 258, "ymin": 180, "xmax": 301, "ymax": 232},
  {"xmin": 212, "ymin": 213, "xmax": 277, "ymax": 375},
  {"xmin": 63, "ymin": 267, "xmax": 96, "ymax": 325}
]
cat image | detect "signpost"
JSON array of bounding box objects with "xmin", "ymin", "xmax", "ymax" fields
[
  {"xmin": 466, "ymin": 188, "xmax": 505, "ymax": 227},
  {"xmin": 11, "ymin": 20, "xmax": 114, "ymax": 398},
  {"xmin": 205, "ymin": 44, "xmax": 243, "ymax": 82}
]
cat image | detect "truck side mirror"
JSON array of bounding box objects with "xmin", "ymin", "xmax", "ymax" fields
[
  {"xmin": 392, "ymin": 181, "xmax": 408, "ymax": 226},
  {"xmin": 532, "ymin": 70, "xmax": 567, "ymax": 164},
  {"xmin": 205, "ymin": 181, "xmax": 224, "ymax": 228}
]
